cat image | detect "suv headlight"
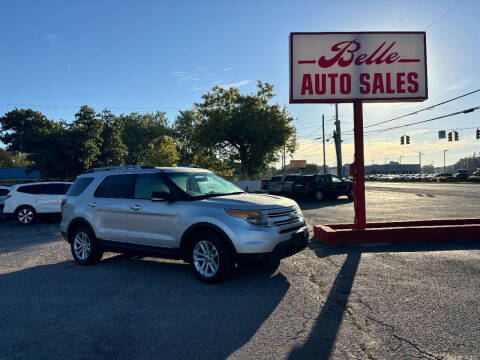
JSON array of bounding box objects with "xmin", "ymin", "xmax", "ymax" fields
[{"xmin": 226, "ymin": 209, "xmax": 268, "ymax": 226}]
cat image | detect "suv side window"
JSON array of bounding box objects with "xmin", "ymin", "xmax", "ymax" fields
[
  {"xmin": 17, "ymin": 185, "xmax": 40, "ymax": 194},
  {"xmin": 134, "ymin": 173, "xmax": 170, "ymax": 199},
  {"xmin": 94, "ymin": 174, "xmax": 136, "ymax": 198},
  {"xmin": 42, "ymin": 184, "xmax": 71, "ymax": 195},
  {"xmin": 0, "ymin": 189, "xmax": 9, "ymax": 196},
  {"xmin": 331, "ymin": 175, "xmax": 343, "ymax": 183}
]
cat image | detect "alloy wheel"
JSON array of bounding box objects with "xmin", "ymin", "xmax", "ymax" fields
[
  {"xmin": 193, "ymin": 240, "xmax": 220, "ymax": 278},
  {"xmin": 18, "ymin": 208, "xmax": 34, "ymax": 224},
  {"xmin": 73, "ymin": 232, "xmax": 91, "ymax": 261}
]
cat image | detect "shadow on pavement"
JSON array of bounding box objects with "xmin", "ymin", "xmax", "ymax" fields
[
  {"xmin": 0, "ymin": 254, "xmax": 290, "ymax": 360},
  {"xmin": 289, "ymin": 240, "xmax": 480, "ymax": 359},
  {"xmin": 298, "ymin": 198, "xmax": 352, "ymax": 211}
]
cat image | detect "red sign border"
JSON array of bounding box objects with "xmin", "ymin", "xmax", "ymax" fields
[{"xmin": 289, "ymin": 31, "xmax": 428, "ymax": 104}]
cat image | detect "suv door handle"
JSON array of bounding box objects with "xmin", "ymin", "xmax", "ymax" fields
[
  {"xmin": 130, "ymin": 204, "xmax": 141, "ymax": 211},
  {"xmin": 88, "ymin": 203, "xmax": 96, "ymax": 208}
]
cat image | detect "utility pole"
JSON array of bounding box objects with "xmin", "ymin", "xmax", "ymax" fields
[
  {"xmin": 322, "ymin": 114, "xmax": 327, "ymax": 174},
  {"xmin": 419, "ymin": 152, "xmax": 424, "ymax": 176},
  {"xmin": 283, "ymin": 146, "xmax": 286, "ymax": 173},
  {"xmin": 443, "ymin": 150, "xmax": 449, "ymax": 173},
  {"xmin": 333, "ymin": 103, "xmax": 342, "ymax": 178}
]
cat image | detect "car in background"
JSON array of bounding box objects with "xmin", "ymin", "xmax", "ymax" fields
[
  {"xmin": 263, "ymin": 174, "xmax": 299, "ymax": 195},
  {"xmin": 473, "ymin": 169, "xmax": 480, "ymax": 176},
  {"xmin": 293, "ymin": 174, "xmax": 353, "ymax": 201},
  {"xmin": 433, "ymin": 173, "xmax": 453, "ymax": 178},
  {"xmin": 453, "ymin": 169, "xmax": 469, "ymax": 181},
  {"xmin": 0, "ymin": 185, "xmax": 12, "ymax": 213},
  {"xmin": 3, "ymin": 181, "xmax": 72, "ymax": 224}
]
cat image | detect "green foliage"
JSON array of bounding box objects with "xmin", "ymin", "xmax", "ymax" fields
[
  {"xmin": 0, "ymin": 148, "xmax": 30, "ymax": 167},
  {"xmin": 95, "ymin": 110, "xmax": 127, "ymax": 167},
  {"xmin": 120, "ymin": 111, "xmax": 169, "ymax": 165},
  {"xmin": 172, "ymin": 110, "xmax": 201, "ymax": 165},
  {"xmin": 147, "ymin": 136, "xmax": 179, "ymax": 167},
  {"xmin": 195, "ymin": 81, "xmax": 297, "ymax": 179}
]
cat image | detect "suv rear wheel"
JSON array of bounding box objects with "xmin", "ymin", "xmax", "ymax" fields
[
  {"xmin": 189, "ymin": 231, "xmax": 234, "ymax": 283},
  {"xmin": 71, "ymin": 225, "xmax": 103, "ymax": 265},
  {"xmin": 16, "ymin": 206, "xmax": 36, "ymax": 225}
]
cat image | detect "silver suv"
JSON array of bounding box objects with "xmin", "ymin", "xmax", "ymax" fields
[{"xmin": 60, "ymin": 166, "xmax": 309, "ymax": 283}]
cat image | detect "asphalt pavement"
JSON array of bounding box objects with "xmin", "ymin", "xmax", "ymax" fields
[{"xmin": 0, "ymin": 182, "xmax": 479, "ymax": 359}]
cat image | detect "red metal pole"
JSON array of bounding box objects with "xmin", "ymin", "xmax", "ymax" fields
[{"xmin": 353, "ymin": 101, "xmax": 366, "ymax": 230}]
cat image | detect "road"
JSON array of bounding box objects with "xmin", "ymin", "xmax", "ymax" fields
[{"xmin": 0, "ymin": 183, "xmax": 479, "ymax": 359}]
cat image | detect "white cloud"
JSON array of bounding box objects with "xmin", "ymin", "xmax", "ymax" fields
[
  {"xmin": 67, "ymin": 64, "xmax": 72, "ymax": 68},
  {"xmin": 444, "ymin": 79, "xmax": 472, "ymax": 91},
  {"xmin": 221, "ymin": 80, "xmax": 252, "ymax": 89},
  {"xmin": 171, "ymin": 71, "xmax": 199, "ymax": 81},
  {"xmin": 44, "ymin": 33, "xmax": 59, "ymax": 43},
  {"xmin": 223, "ymin": 67, "xmax": 233, "ymax": 71},
  {"xmin": 197, "ymin": 66, "xmax": 208, "ymax": 72}
]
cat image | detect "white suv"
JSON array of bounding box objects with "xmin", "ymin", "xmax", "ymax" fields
[
  {"xmin": 60, "ymin": 166, "xmax": 309, "ymax": 283},
  {"xmin": 3, "ymin": 182, "xmax": 72, "ymax": 224}
]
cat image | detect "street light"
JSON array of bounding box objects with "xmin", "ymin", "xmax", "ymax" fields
[{"xmin": 443, "ymin": 150, "xmax": 449, "ymax": 173}]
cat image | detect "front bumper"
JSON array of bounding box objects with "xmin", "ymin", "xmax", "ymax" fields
[{"xmin": 237, "ymin": 226, "xmax": 309, "ymax": 265}]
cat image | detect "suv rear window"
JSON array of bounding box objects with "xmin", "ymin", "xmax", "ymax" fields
[
  {"xmin": 271, "ymin": 176, "xmax": 282, "ymax": 181},
  {"xmin": 0, "ymin": 189, "xmax": 9, "ymax": 196},
  {"xmin": 284, "ymin": 175, "xmax": 298, "ymax": 181},
  {"xmin": 94, "ymin": 174, "xmax": 136, "ymax": 198},
  {"xmin": 67, "ymin": 178, "xmax": 94, "ymax": 196}
]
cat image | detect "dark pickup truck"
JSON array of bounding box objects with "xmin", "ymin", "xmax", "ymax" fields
[{"xmin": 293, "ymin": 174, "xmax": 354, "ymax": 201}]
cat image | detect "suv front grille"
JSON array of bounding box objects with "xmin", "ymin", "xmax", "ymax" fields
[{"xmin": 265, "ymin": 206, "xmax": 304, "ymax": 228}]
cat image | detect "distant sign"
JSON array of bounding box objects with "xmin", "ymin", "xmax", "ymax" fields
[
  {"xmin": 290, "ymin": 160, "xmax": 307, "ymax": 168},
  {"xmin": 438, "ymin": 130, "xmax": 446, "ymax": 139},
  {"xmin": 290, "ymin": 32, "xmax": 428, "ymax": 103}
]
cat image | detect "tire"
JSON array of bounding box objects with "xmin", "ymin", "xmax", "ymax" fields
[
  {"xmin": 315, "ymin": 190, "xmax": 324, "ymax": 201},
  {"xmin": 189, "ymin": 231, "xmax": 235, "ymax": 283},
  {"xmin": 347, "ymin": 188, "xmax": 354, "ymax": 200},
  {"xmin": 70, "ymin": 225, "xmax": 103, "ymax": 265},
  {"xmin": 15, "ymin": 206, "xmax": 36, "ymax": 225}
]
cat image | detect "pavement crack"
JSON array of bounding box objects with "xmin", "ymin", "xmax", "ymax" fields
[{"xmin": 366, "ymin": 316, "xmax": 444, "ymax": 360}]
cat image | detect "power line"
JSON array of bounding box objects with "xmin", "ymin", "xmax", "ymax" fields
[
  {"xmin": 391, "ymin": 0, "xmax": 424, "ymax": 29},
  {"xmin": 343, "ymin": 89, "xmax": 480, "ymax": 134},
  {"xmin": 364, "ymin": 106, "xmax": 480, "ymax": 135},
  {"xmin": 425, "ymin": 0, "xmax": 464, "ymax": 29}
]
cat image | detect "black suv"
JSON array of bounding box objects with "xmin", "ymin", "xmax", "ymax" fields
[{"xmin": 293, "ymin": 174, "xmax": 354, "ymax": 201}]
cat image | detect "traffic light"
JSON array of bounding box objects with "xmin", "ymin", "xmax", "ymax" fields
[
  {"xmin": 400, "ymin": 136, "xmax": 404, "ymax": 145},
  {"xmin": 476, "ymin": 129, "xmax": 480, "ymax": 139},
  {"xmin": 454, "ymin": 131, "xmax": 459, "ymax": 141},
  {"xmin": 406, "ymin": 135, "xmax": 410, "ymax": 144},
  {"xmin": 448, "ymin": 132, "xmax": 452, "ymax": 141}
]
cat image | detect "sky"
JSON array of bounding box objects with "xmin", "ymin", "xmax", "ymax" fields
[{"xmin": 0, "ymin": 0, "xmax": 479, "ymax": 169}]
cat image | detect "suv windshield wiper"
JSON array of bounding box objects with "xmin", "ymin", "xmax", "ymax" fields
[{"xmin": 193, "ymin": 191, "xmax": 246, "ymax": 199}]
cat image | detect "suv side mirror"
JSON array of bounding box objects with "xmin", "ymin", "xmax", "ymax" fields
[{"xmin": 151, "ymin": 191, "xmax": 175, "ymax": 202}]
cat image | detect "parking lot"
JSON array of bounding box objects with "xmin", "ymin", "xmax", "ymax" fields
[{"xmin": 1, "ymin": 182, "xmax": 479, "ymax": 360}]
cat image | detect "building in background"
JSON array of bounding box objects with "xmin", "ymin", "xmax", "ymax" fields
[{"xmin": 366, "ymin": 162, "xmax": 420, "ymax": 175}]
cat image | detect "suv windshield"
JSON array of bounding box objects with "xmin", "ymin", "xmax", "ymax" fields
[{"xmin": 166, "ymin": 172, "xmax": 244, "ymax": 198}]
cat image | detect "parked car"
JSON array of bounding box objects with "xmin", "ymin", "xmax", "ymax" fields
[
  {"xmin": 0, "ymin": 185, "xmax": 12, "ymax": 213},
  {"xmin": 293, "ymin": 174, "xmax": 353, "ymax": 201},
  {"xmin": 433, "ymin": 173, "xmax": 453, "ymax": 178},
  {"xmin": 453, "ymin": 169, "xmax": 469, "ymax": 181},
  {"xmin": 60, "ymin": 166, "xmax": 308, "ymax": 283},
  {"xmin": 473, "ymin": 169, "xmax": 480, "ymax": 177},
  {"xmin": 263, "ymin": 174, "xmax": 299, "ymax": 194},
  {"xmin": 3, "ymin": 182, "xmax": 72, "ymax": 224}
]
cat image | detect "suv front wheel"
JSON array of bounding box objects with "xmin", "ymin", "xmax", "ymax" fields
[
  {"xmin": 16, "ymin": 206, "xmax": 36, "ymax": 225},
  {"xmin": 71, "ymin": 225, "xmax": 104, "ymax": 265},
  {"xmin": 189, "ymin": 231, "xmax": 234, "ymax": 283}
]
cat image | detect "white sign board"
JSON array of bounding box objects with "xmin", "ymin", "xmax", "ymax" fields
[{"xmin": 290, "ymin": 32, "xmax": 427, "ymax": 103}]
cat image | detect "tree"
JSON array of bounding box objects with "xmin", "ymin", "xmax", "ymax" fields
[
  {"xmin": 95, "ymin": 110, "xmax": 127, "ymax": 167},
  {"xmin": 147, "ymin": 136, "xmax": 179, "ymax": 167},
  {"xmin": 172, "ymin": 110, "xmax": 201, "ymax": 165},
  {"xmin": 120, "ymin": 111, "xmax": 169, "ymax": 164},
  {"xmin": 195, "ymin": 81, "xmax": 297, "ymax": 179},
  {"xmin": 0, "ymin": 148, "xmax": 30, "ymax": 167}
]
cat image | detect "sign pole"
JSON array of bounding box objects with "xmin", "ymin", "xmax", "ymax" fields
[{"xmin": 353, "ymin": 101, "xmax": 366, "ymax": 230}]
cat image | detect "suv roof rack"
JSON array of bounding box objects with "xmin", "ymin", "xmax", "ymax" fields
[{"xmin": 85, "ymin": 165, "xmax": 155, "ymax": 173}]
